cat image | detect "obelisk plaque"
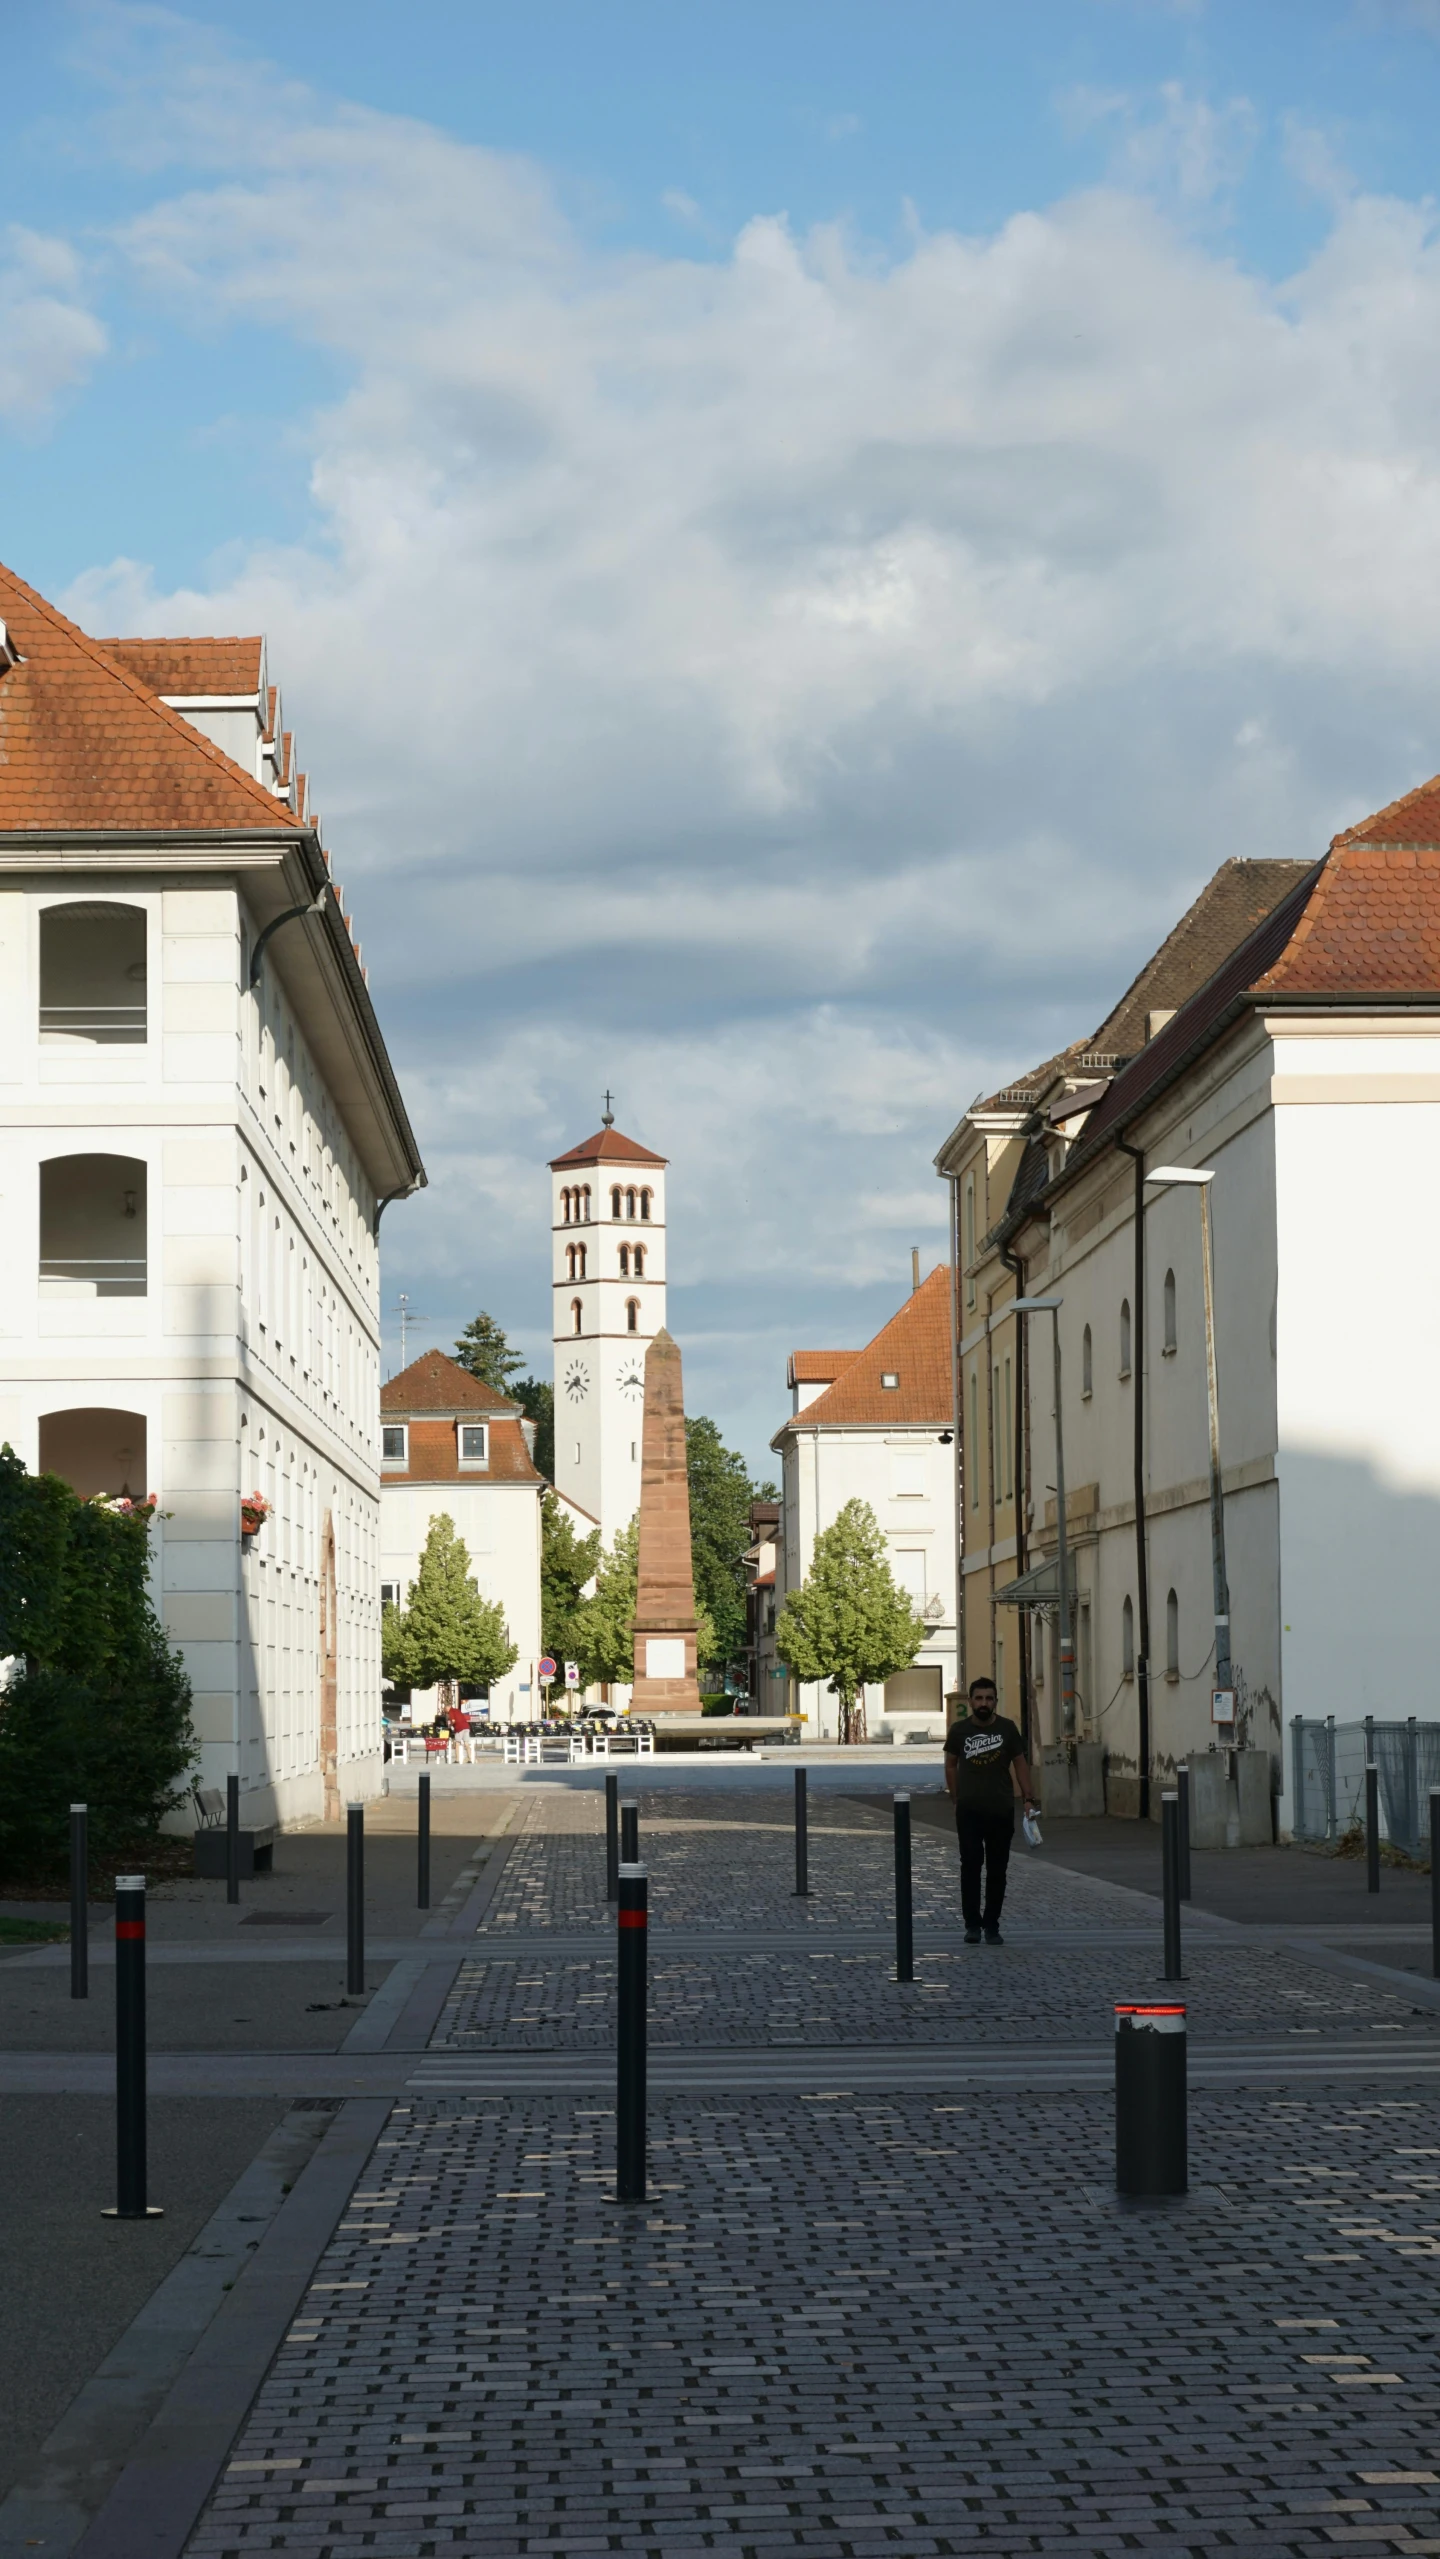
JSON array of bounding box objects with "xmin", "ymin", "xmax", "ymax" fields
[{"xmin": 629, "ymin": 1327, "xmax": 703, "ymax": 1715}]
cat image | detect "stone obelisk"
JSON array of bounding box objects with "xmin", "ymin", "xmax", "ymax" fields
[{"xmin": 629, "ymin": 1327, "xmax": 702, "ymax": 1716}]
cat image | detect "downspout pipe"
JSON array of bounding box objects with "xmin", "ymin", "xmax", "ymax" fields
[
  {"xmin": 1116, "ymin": 1135, "xmax": 1151, "ymax": 1820},
  {"xmin": 1001, "ymin": 1243, "xmax": 1030, "ymax": 1755}
]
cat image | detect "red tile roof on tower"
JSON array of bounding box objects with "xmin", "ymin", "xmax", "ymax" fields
[
  {"xmin": 0, "ymin": 562, "xmax": 306, "ymax": 836},
  {"xmin": 97, "ymin": 637, "xmax": 265, "ymax": 699},
  {"xmin": 773, "ymin": 1267, "xmax": 952, "ymax": 1442},
  {"xmin": 549, "ymin": 1126, "xmax": 667, "ymax": 1169}
]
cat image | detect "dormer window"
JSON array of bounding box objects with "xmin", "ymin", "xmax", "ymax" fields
[
  {"xmin": 382, "ymin": 1423, "xmax": 407, "ymax": 1467},
  {"xmin": 881, "ymin": 1371, "xmax": 900, "ymax": 1389},
  {"xmin": 458, "ymin": 1422, "xmax": 488, "ymax": 1469}
]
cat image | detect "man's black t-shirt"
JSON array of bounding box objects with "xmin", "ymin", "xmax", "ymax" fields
[{"xmin": 945, "ymin": 1714, "xmax": 1024, "ymax": 1817}]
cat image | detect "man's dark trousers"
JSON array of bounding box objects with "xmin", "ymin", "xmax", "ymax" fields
[{"xmin": 956, "ymin": 1806, "xmax": 1015, "ymax": 1929}]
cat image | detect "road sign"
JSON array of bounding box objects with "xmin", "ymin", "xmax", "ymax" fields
[
  {"xmin": 564, "ymin": 1661, "xmax": 580, "ymax": 1687},
  {"xmin": 538, "ymin": 1656, "xmax": 556, "ymax": 1681}
]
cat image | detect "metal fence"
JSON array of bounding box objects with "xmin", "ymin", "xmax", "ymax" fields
[{"xmin": 1291, "ymin": 1717, "xmax": 1440, "ymax": 1856}]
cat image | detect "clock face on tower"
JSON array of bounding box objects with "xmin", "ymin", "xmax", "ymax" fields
[
  {"xmin": 563, "ymin": 1360, "xmax": 589, "ymax": 1403},
  {"xmin": 618, "ymin": 1365, "xmax": 645, "ymax": 1401}
]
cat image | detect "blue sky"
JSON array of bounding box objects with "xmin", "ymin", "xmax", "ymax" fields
[{"xmin": 8, "ymin": 1, "xmax": 1440, "ymax": 1472}]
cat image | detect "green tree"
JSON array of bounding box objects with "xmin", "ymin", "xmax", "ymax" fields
[
  {"xmin": 453, "ymin": 1311, "xmax": 525, "ymax": 1395},
  {"xmin": 685, "ymin": 1416, "xmax": 755, "ymax": 1680},
  {"xmin": 774, "ymin": 1497, "xmax": 923, "ymax": 1744},
  {"xmin": 513, "ymin": 1376, "xmax": 554, "ymax": 1481},
  {"xmin": 383, "ymin": 1512, "xmax": 517, "ymax": 1699},
  {"xmin": 540, "ymin": 1491, "xmax": 599, "ymax": 1673}
]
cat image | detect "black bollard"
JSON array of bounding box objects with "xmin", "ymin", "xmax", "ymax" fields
[
  {"xmin": 1161, "ymin": 1791, "xmax": 1184, "ymax": 1982},
  {"xmin": 1431, "ymin": 1791, "xmax": 1440, "ymax": 1980},
  {"xmin": 605, "ymin": 1772, "xmax": 619, "ymax": 1903},
  {"xmin": 793, "ymin": 1766, "xmax": 809, "ymax": 1898},
  {"xmin": 616, "ymin": 1861, "xmax": 648, "ymax": 2204},
  {"xmin": 226, "ymin": 1770, "xmax": 240, "ymax": 1906},
  {"xmin": 347, "ymin": 1802, "xmax": 365, "ymax": 1995},
  {"xmin": 893, "ymin": 1790, "xmax": 914, "ymax": 1982},
  {"xmin": 1176, "ymin": 1764, "xmax": 1192, "ymax": 1903},
  {"xmin": 621, "ymin": 1799, "xmax": 639, "ymax": 1867},
  {"xmin": 70, "ymin": 1803, "xmax": 88, "ymax": 2000},
  {"xmin": 1366, "ymin": 1762, "xmax": 1381, "ymax": 1895},
  {"xmin": 104, "ymin": 1876, "xmax": 161, "ymax": 2219},
  {"xmin": 1115, "ymin": 2002, "xmax": 1187, "ymax": 2196},
  {"xmin": 417, "ymin": 1770, "xmax": 431, "ymax": 1910}
]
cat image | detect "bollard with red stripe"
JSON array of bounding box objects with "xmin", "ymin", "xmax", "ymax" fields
[
  {"xmin": 1114, "ymin": 2002, "xmax": 1186, "ymax": 2198},
  {"xmin": 616, "ymin": 1862, "xmax": 648, "ymax": 2204},
  {"xmin": 104, "ymin": 1876, "xmax": 162, "ymax": 2220}
]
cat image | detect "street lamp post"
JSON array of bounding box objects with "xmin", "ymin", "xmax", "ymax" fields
[
  {"xmin": 1146, "ymin": 1168, "xmax": 1232, "ymax": 1710},
  {"xmin": 1011, "ymin": 1297, "xmax": 1075, "ymax": 1738}
]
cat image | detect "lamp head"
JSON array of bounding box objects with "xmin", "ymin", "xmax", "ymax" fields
[
  {"xmin": 1146, "ymin": 1165, "xmax": 1214, "ymax": 1185},
  {"xmin": 1010, "ymin": 1295, "xmax": 1062, "ymax": 1313}
]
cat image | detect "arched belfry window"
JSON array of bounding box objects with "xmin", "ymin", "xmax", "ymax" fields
[
  {"xmin": 633, "ymin": 1243, "xmax": 645, "ymax": 1278},
  {"xmin": 640, "ymin": 1189, "xmax": 652, "ymax": 1220},
  {"xmin": 40, "ymin": 901, "xmax": 147, "ymax": 1044},
  {"xmin": 560, "ymin": 1186, "xmax": 572, "ymax": 1224},
  {"xmin": 1163, "ymin": 1268, "xmax": 1178, "ymax": 1356},
  {"xmin": 626, "ymin": 1298, "xmax": 640, "ymax": 1333},
  {"xmin": 571, "ymin": 1297, "xmax": 583, "ymax": 1335},
  {"xmin": 580, "ymin": 1184, "xmax": 591, "ymax": 1220},
  {"xmin": 1120, "ymin": 1298, "xmax": 1132, "ymax": 1379},
  {"xmin": 625, "ymin": 1186, "xmax": 637, "ymax": 1217},
  {"xmin": 619, "ymin": 1244, "xmax": 630, "ymax": 1277},
  {"xmin": 611, "ymin": 1186, "xmax": 622, "ymax": 1218}
]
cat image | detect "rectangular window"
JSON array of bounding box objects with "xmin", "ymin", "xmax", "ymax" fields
[
  {"xmin": 992, "ymin": 1364, "xmax": 1002, "ymax": 1504},
  {"xmin": 892, "ymin": 1547, "xmax": 926, "ymax": 1605},
  {"xmin": 1003, "ymin": 1356, "xmax": 1013, "ymax": 1500},
  {"xmin": 890, "ymin": 1451, "xmax": 926, "ymax": 1500},
  {"xmin": 458, "ymin": 1422, "xmax": 488, "ymax": 1468},
  {"xmin": 381, "ymin": 1424, "xmax": 407, "ymax": 1466},
  {"xmin": 381, "ymin": 1581, "xmax": 401, "ymax": 1609},
  {"xmin": 968, "ymin": 1371, "xmax": 980, "ymax": 1509}
]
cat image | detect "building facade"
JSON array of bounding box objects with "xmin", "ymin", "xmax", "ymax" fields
[
  {"xmin": 770, "ymin": 1267, "xmax": 958, "ymax": 1740},
  {"xmin": 549, "ymin": 1117, "xmax": 667, "ymax": 1552},
  {"xmin": 0, "ymin": 564, "xmax": 423, "ymax": 1824},
  {"xmin": 379, "ymin": 1349, "xmax": 544, "ymax": 1722}
]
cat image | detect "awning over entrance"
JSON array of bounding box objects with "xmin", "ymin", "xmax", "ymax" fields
[{"xmin": 992, "ymin": 1554, "xmax": 1075, "ymax": 1610}]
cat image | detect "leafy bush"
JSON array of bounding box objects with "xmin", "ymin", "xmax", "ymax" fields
[{"xmin": 0, "ymin": 1446, "xmax": 197, "ymax": 1877}]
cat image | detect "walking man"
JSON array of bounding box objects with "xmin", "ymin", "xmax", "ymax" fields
[{"xmin": 944, "ymin": 1676, "xmax": 1036, "ymax": 1944}]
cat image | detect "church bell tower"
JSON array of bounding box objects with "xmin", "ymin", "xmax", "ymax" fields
[{"xmin": 549, "ymin": 1100, "xmax": 668, "ymax": 1551}]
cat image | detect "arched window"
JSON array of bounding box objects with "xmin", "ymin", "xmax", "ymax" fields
[
  {"xmin": 560, "ymin": 1186, "xmax": 572, "ymax": 1224},
  {"xmin": 1082, "ymin": 1323, "xmax": 1093, "ymax": 1399},
  {"xmin": 1166, "ymin": 1587, "xmax": 1179, "ymax": 1679},
  {"xmin": 626, "ymin": 1186, "xmax": 637, "ymax": 1217},
  {"xmin": 626, "ymin": 1297, "xmax": 639, "ymax": 1333},
  {"xmin": 1163, "ymin": 1267, "xmax": 1177, "ymax": 1356},
  {"xmin": 1120, "ymin": 1298, "xmax": 1132, "ymax": 1378},
  {"xmin": 611, "ymin": 1186, "xmax": 622, "ymax": 1218},
  {"xmin": 640, "ymin": 1189, "xmax": 652, "ymax": 1220},
  {"xmin": 571, "ymin": 1297, "xmax": 583, "ymax": 1335},
  {"xmin": 633, "ymin": 1243, "xmax": 645, "ymax": 1278},
  {"xmin": 40, "ymin": 1154, "xmax": 147, "ymax": 1297},
  {"xmin": 619, "ymin": 1243, "xmax": 630, "ymax": 1276},
  {"xmin": 575, "ymin": 1240, "xmax": 586, "ymax": 1279},
  {"xmin": 566, "ymin": 1243, "xmax": 575, "ymax": 1280},
  {"xmin": 1122, "ymin": 1594, "xmax": 1134, "ymax": 1679},
  {"xmin": 40, "ymin": 900, "xmax": 147, "ymax": 1044},
  {"xmin": 580, "ymin": 1184, "xmax": 591, "ymax": 1220}
]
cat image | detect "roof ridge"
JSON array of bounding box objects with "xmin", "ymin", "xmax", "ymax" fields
[
  {"xmin": 1334, "ymin": 769, "xmax": 1440, "ymax": 848},
  {"xmin": 0, "ymin": 560, "xmax": 307, "ymax": 836}
]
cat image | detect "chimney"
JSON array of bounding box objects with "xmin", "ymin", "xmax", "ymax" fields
[
  {"xmin": 521, "ymin": 1419, "xmax": 537, "ymax": 1458},
  {"xmin": 1146, "ymin": 1009, "xmax": 1176, "ymax": 1042},
  {"xmin": 911, "ymin": 1246, "xmax": 920, "ymax": 1293}
]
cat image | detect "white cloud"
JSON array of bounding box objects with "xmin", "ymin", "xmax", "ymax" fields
[
  {"xmin": 42, "ymin": 28, "xmax": 1440, "ymax": 1450},
  {"xmin": 0, "ymin": 226, "xmax": 107, "ymax": 427}
]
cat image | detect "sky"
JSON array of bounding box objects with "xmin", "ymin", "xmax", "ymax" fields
[{"xmin": 9, "ymin": 0, "xmax": 1440, "ymax": 1475}]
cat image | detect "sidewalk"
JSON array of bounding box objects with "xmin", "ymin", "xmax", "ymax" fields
[{"xmin": 11, "ymin": 1777, "xmax": 1440, "ymax": 2557}]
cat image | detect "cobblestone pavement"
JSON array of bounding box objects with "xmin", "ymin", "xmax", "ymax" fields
[
  {"xmin": 191, "ymin": 2085, "xmax": 1440, "ymax": 2557},
  {"xmin": 433, "ymin": 1940, "xmax": 1439, "ymax": 2050},
  {"xmin": 479, "ymin": 1791, "xmax": 1164, "ymax": 1938}
]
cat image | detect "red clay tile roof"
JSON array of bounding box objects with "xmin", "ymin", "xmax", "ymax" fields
[
  {"xmin": 787, "ymin": 1351, "xmax": 857, "ymax": 1387},
  {"xmin": 381, "ymin": 1350, "xmax": 521, "ymax": 1416},
  {"xmin": 0, "ymin": 561, "xmax": 307, "ymax": 837},
  {"xmin": 549, "ymin": 1127, "xmax": 667, "ymax": 1169},
  {"xmin": 97, "ymin": 637, "xmax": 264, "ymax": 699},
  {"xmin": 774, "ymin": 1267, "xmax": 952, "ymax": 1439},
  {"xmin": 1254, "ymin": 782, "xmax": 1440, "ymax": 996}
]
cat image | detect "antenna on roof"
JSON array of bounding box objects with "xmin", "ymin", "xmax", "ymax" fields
[
  {"xmin": 396, "ymin": 1292, "xmax": 431, "ymax": 1370},
  {"xmin": 601, "ymin": 1089, "xmax": 615, "ymax": 1127}
]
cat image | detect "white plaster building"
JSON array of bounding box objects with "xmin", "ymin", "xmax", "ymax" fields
[
  {"xmin": 0, "ymin": 564, "xmax": 423, "ymax": 1825},
  {"xmin": 379, "ymin": 1349, "xmax": 544, "ymax": 1721},
  {"xmin": 770, "ymin": 1267, "xmax": 958, "ymax": 1740},
  {"xmin": 549, "ymin": 1116, "xmax": 667, "ymax": 1553},
  {"xmin": 947, "ymin": 786, "xmax": 1440, "ymax": 1831}
]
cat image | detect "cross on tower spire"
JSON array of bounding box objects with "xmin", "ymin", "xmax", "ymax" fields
[{"xmin": 601, "ymin": 1089, "xmax": 615, "ymax": 1127}]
